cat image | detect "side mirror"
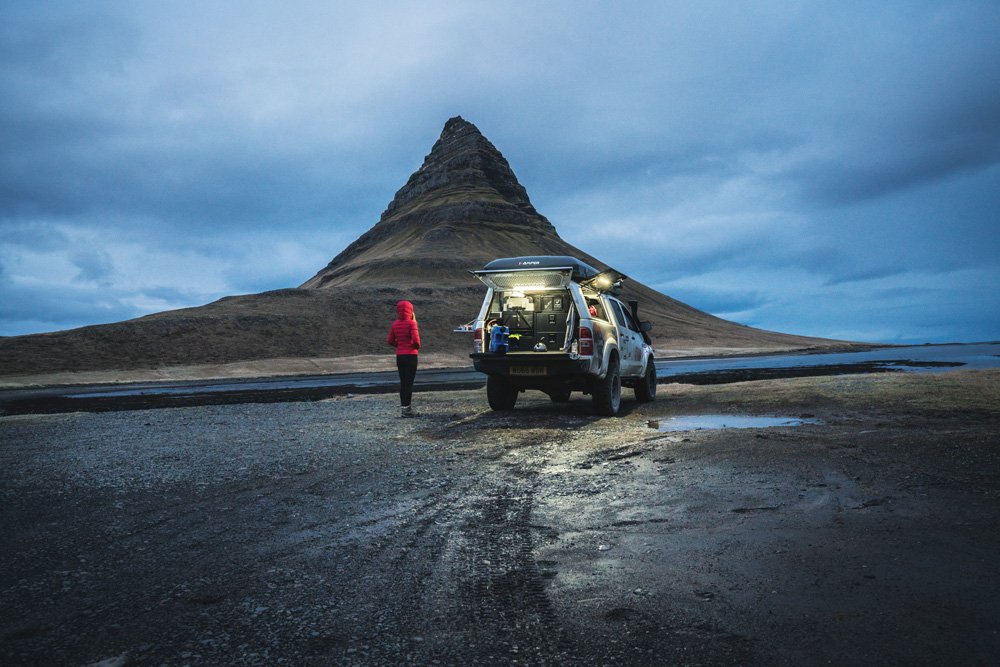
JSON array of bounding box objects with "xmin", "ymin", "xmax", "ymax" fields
[{"xmin": 640, "ymin": 321, "xmax": 653, "ymax": 332}]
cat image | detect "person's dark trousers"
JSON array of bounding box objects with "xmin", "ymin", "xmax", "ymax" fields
[{"xmin": 396, "ymin": 354, "xmax": 418, "ymax": 406}]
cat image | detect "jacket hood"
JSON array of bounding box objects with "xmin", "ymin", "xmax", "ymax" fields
[{"xmin": 396, "ymin": 300, "xmax": 414, "ymax": 320}]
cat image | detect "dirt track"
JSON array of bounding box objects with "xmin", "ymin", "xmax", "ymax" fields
[{"xmin": 2, "ymin": 371, "xmax": 999, "ymax": 665}]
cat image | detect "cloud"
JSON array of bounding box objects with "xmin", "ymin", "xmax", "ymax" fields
[
  {"xmin": 70, "ymin": 247, "xmax": 115, "ymax": 285},
  {"xmin": 0, "ymin": 214, "xmax": 347, "ymax": 334},
  {"xmin": 1, "ymin": 1, "xmax": 998, "ymax": 342},
  {"xmin": 770, "ymin": 7, "xmax": 1000, "ymax": 206},
  {"xmin": 0, "ymin": 220, "xmax": 69, "ymax": 250},
  {"xmin": 0, "ymin": 276, "xmax": 145, "ymax": 336},
  {"xmin": 824, "ymin": 267, "xmax": 909, "ymax": 287},
  {"xmin": 660, "ymin": 265, "xmax": 1000, "ymax": 344}
]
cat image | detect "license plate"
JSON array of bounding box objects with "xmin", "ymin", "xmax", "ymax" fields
[{"xmin": 510, "ymin": 365, "xmax": 547, "ymax": 376}]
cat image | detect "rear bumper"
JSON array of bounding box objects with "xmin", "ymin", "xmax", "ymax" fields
[{"xmin": 470, "ymin": 352, "xmax": 593, "ymax": 388}]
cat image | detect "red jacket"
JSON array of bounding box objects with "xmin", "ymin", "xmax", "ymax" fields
[{"xmin": 387, "ymin": 300, "xmax": 420, "ymax": 355}]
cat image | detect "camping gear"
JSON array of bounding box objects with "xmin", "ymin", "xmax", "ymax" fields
[{"xmin": 489, "ymin": 325, "xmax": 509, "ymax": 354}]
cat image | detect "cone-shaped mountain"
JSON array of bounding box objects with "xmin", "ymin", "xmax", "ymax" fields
[
  {"xmin": 301, "ymin": 116, "xmax": 839, "ymax": 354},
  {"xmin": 0, "ymin": 117, "xmax": 846, "ymax": 377},
  {"xmin": 303, "ymin": 116, "xmax": 576, "ymax": 288}
]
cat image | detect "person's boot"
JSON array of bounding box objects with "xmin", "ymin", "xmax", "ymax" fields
[{"xmin": 402, "ymin": 405, "xmax": 414, "ymax": 417}]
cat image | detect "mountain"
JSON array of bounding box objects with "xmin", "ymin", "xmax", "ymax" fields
[
  {"xmin": 302, "ymin": 116, "xmax": 565, "ymax": 288},
  {"xmin": 300, "ymin": 116, "xmax": 840, "ymax": 354},
  {"xmin": 0, "ymin": 117, "xmax": 846, "ymax": 379}
]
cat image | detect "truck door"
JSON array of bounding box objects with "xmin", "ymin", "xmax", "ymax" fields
[
  {"xmin": 609, "ymin": 299, "xmax": 641, "ymax": 376},
  {"xmin": 619, "ymin": 304, "xmax": 645, "ymax": 370}
]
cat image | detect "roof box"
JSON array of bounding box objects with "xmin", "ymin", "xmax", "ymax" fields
[{"xmin": 481, "ymin": 256, "xmax": 601, "ymax": 281}]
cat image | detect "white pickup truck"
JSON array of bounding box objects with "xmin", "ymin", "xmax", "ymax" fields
[{"xmin": 468, "ymin": 255, "xmax": 657, "ymax": 416}]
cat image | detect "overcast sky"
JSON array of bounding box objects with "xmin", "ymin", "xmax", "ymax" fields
[{"xmin": 2, "ymin": 1, "xmax": 998, "ymax": 343}]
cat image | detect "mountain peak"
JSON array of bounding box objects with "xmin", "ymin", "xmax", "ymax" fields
[
  {"xmin": 381, "ymin": 116, "xmax": 537, "ymax": 217},
  {"xmin": 441, "ymin": 114, "xmax": 477, "ymax": 134}
]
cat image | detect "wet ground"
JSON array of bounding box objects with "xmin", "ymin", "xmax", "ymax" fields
[{"xmin": 2, "ymin": 370, "xmax": 999, "ymax": 665}]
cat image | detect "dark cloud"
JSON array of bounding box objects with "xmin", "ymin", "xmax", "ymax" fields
[
  {"xmin": 782, "ymin": 10, "xmax": 1000, "ymax": 206},
  {"xmin": 659, "ymin": 286, "xmax": 769, "ymax": 319},
  {"xmin": 824, "ymin": 267, "xmax": 910, "ymax": 287},
  {"xmin": 791, "ymin": 127, "xmax": 1000, "ymax": 206},
  {"xmin": 0, "ymin": 275, "xmax": 219, "ymax": 336},
  {"xmin": 0, "ymin": 221, "xmax": 69, "ymax": 250},
  {"xmin": 71, "ymin": 248, "xmax": 115, "ymax": 285},
  {"xmin": 0, "ymin": 282, "xmax": 140, "ymax": 331},
  {"xmin": 0, "ymin": 5, "xmax": 393, "ymax": 240}
]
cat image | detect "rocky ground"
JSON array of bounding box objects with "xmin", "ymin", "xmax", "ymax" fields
[{"xmin": 2, "ymin": 370, "xmax": 999, "ymax": 666}]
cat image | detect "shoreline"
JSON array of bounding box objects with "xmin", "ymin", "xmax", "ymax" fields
[{"xmin": 0, "ymin": 342, "xmax": 901, "ymax": 390}]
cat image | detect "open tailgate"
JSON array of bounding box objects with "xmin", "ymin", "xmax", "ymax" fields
[{"xmin": 470, "ymin": 267, "xmax": 575, "ymax": 291}]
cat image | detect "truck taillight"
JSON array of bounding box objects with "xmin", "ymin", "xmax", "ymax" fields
[
  {"xmin": 579, "ymin": 325, "xmax": 593, "ymax": 356},
  {"xmin": 474, "ymin": 327, "xmax": 483, "ymax": 354}
]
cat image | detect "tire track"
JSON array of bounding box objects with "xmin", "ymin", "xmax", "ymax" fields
[{"xmin": 442, "ymin": 464, "xmax": 574, "ymax": 664}]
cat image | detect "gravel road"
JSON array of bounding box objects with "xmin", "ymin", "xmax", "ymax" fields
[{"xmin": 2, "ymin": 373, "xmax": 999, "ymax": 665}]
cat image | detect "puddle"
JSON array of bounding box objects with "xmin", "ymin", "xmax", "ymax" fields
[{"xmin": 648, "ymin": 414, "xmax": 819, "ymax": 432}]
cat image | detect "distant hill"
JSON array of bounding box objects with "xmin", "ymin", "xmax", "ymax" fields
[{"xmin": 0, "ymin": 117, "xmax": 847, "ymax": 378}]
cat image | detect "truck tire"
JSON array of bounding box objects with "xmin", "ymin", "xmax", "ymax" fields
[
  {"xmin": 634, "ymin": 358, "xmax": 657, "ymax": 403},
  {"xmin": 592, "ymin": 356, "xmax": 621, "ymax": 416},
  {"xmin": 487, "ymin": 376, "xmax": 518, "ymax": 410},
  {"xmin": 548, "ymin": 389, "xmax": 572, "ymax": 403}
]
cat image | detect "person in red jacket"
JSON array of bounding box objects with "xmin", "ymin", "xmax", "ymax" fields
[{"xmin": 387, "ymin": 300, "xmax": 421, "ymax": 416}]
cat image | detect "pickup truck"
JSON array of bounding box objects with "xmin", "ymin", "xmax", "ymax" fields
[{"xmin": 468, "ymin": 255, "xmax": 657, "ymax": 416}]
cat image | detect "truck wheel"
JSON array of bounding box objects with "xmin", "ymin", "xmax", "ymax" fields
[
  {"xmin": 487, "ymin": 376, "xmax": 518, "ymax": 410},
  {"xmin": 634, "ymin": 358, "xmax": 657, "ymax": 403},
  {"xmin": 548, "ymin": 389, "xmax": 572, "ymax": 403},
  {"xmin": 592, "ymin": 356, "xmax": 621, "ymax": 416}
]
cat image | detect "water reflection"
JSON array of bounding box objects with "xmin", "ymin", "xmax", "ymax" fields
[{"xmin": 649, "ymin": 414, "xmax": 820, "ymax": 432}]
